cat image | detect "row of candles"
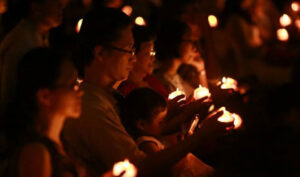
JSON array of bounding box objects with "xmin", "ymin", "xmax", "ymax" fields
[{"xmin": 169, "ymin": 77, "xmax": 243, "ymax": 133}]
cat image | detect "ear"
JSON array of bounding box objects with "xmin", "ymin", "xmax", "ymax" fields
[
  {"xmin": 93, "ymin": 45, "xmax": 104, "ymax": 62},
  {"xmin": 36, "ymin": 88, "xmax": 52, "ymax": 106},
  {"xmin": 136, "ymin": 119, "xmax": 146, "ymax": 131}
]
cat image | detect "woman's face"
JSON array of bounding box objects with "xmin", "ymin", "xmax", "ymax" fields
[
  {"xmin": 49, "ymin": 60, "xmax": 83, "ymax": 119},
  {"xmin": 133, "ymin": 40, "xmax": 156, "ymax": 76}
]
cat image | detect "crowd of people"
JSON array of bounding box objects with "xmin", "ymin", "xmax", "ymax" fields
[{"xmin": 0, "ymin": 0, "xmax": 299, "ymax": 177}]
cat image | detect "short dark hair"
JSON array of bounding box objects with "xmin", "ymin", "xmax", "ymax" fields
[
  {"xmin": 133, "ymin": 25, "xmax": 156, "ymax": 53},
  {"xmin": 121, "ymin": 88, "xmax": 167, "ymax": 138},
  {"xmin": 74, "ymin": 7, "xmax": 132, "ymax": 74},
  {"xmin": 155, "ymin": 19, "xmax": 190, "ymax": 61}
]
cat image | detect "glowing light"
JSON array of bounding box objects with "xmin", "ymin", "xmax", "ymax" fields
[
  {"xmin": 76, "ymin": 18, "xmax": 83, "ymax": 34},
  {"xmin": 168, "ymin": 88, "xmax": 186, "ymax": 101},
  {"xmin": 135, "ymin": 16, "xmax": 146, "ymax": 26},
  {"xmin": 113, "ymin": 159, "xmax": 137, "ymax": 177},
  {"xmin": 208, "ymin": 15, "xmax": 218, "ymax": 28},
  {"xmin": 193, "ymin": 85, "xmax": 211, "ymax": 100},
  {"xmin": 216, "ymin": 107, "xmax": 243, "ymax": 129},
  {"xmin": 218, "ymin": 77, "xmax": 238, "ymax": 91},
  {"xmin": 277, "ymin": 28, "xmax": 289, "ymax": 42},
  {"xmin": 295, "ymin": 19, "xmax": 300, "ymax": 29},
  {"xmin": 279, "ymin": 14, "xmax": 292, "ymax": 27},
  {"xmin": 122, "ymin": 5, "xmax": 133, "ymax": 16},
  {"xmin": 291, "ymin": 2, "xmax": 300, "ymax": 12}
]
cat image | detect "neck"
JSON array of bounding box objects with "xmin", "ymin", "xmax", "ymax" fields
[
  {"xmin": 85, "ymin": 65, "xmax": 115, "ymax": 93},
  {"xmin": 163, "ymin": 59, "xmax": 182, "ymax": 76},
  {"xmin": 128, "ymin": 70, "xmax": 147, "ymax": 83},
  {"xmin": 36, "ymin": 110, "xmax": 65, "ymax": 145}
]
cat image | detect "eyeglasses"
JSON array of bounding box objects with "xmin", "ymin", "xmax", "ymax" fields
[
  {"xmin": 55, "ymin": 77, "xmax": 82, "ymax": 91},
  {"xmin": 105, "ymin": 45, "xmax": 136, "ymax": 56}
]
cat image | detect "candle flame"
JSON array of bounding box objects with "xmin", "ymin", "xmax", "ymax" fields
[
  {"xmin": 291, "ymin": 2, "xmax": 300, "ymax": 12},
  {"xmin": 208, "ymin": 15, "xmax": 218, "ymax": 28},
  {"xmin": 193, "ymin": 85, "xmax": 211, "ymax": 100},
  {"xmin": 277, "ymin": 28, "xmax": 289, "ymax": 42},
  {"xmin": 76, "ymin": 18, "xmax": 83, "ymax": 34},
  {"xmin": 113, "ymin": 159, "xmax": 137, "ymax": 177},
  {"xmin": 122, "ymin": 5, "xmax": 133, "ymax": 16},
  {"xmin": 216, "ymin": 107, "xmax": 243, "ymax": 129},
  {"xmin": 279, "ymin": 14, "xmax": 292, "ymax": 27},
  {"xmin": 218, "ymin": 77, "xmax": 238, "ymax": 91},
  {"xmin": 135, "ymin": 16, "xmax": 146, "ymax": 26},
  {"xmin": 168, "ymin": 88, "xmax": 186, "ymax": 101}
]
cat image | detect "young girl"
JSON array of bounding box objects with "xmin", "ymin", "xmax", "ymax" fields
[
  {"xmin": 2, "ymin": 47, "xmax": 85, "ymax": 177},
  {"xmin": 122, "ymin": 88, "xmax": 214, "ymax": 177}
]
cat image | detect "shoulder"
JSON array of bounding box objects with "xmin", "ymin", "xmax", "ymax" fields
[{"xmin": 19, "ymin": 143, "xmax": 52, "ymax": 177}]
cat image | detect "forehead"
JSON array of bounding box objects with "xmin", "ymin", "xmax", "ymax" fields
[{"xmin": 56, "ymin": 60, "xmax": 77, "ymax": 84}]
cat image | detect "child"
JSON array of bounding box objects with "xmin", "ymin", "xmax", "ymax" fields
[{"xmin": 122, "ymin": 88, "xmax": 214, "ymax": 177}]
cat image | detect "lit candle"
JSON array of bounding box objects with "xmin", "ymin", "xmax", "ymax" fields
[
  {"xmin": 208, "ymin": 15, "xmax": 218, "ymax": 28},
  {"xmin": 277, "ymin": 28, "xmax": 289, "ymax": 42},
  {"xmin": 135, "ymin": 16, "xmax": 146, "ymax": 26},
  {"xmin": 218, "ymin": 77, "xmax": 238, "ymax": 91},
  {"xmin": 216, "ymin": 107, "xmax": 243, "ymax": 129},
  {"xmin": 193, "ymin": 85, "xmax": 211, "ymax": 100},
  {"xmin": 168, "ymin": 88, "xmax": 186, "ymax": 101},
  {"xmin": 279, "ymin": 14, "xmax": 292, "ymax": 27},
  {"xmin": 295, "ymin": 19, "xmax": 300, "ymax": 29},
  {"xmin": 113, "ymin": 159, "xmax": 137, "ymax": 177},
  {"xmin": 291, "ymin": 2, "xmax": 300, "ymax": 12},
  {"xmin": 76, "ymin": 18, "xmax": 83, "ymax": 34},
  {"xmin": 122, "ymin": 5, "xmax": 133, "ymax": 16}
]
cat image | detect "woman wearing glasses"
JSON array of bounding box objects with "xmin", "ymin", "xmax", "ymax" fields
[
  {"xmin": 118, "ymin": 25, "xmax": 169, "ymax": 99},
  {"xmin": 2, "ymin": 47, "xmax": 85, "ymax": 177}
]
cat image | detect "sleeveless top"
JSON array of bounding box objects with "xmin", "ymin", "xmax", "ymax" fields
[{"xmin": 5, "ymin": 136, "xmax": 79, "ymax": 177}]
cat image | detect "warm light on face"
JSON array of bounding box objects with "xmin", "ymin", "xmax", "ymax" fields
[
  {"xmin": 193, "ymin": 85, "xmax": 211, "ymax": 100},
  {"xmin": 113, "ymin": 159, "xmax": 137, "ymax": 177},
  {"xmin": 218, "ymin": 77, "xmax": 238, "ymax": 91},
  {"xmin": 277, "ymin": 28, "xmax": 289, "ymax": 42},
  {"xmin": 122, "ymin": 5, "xmax": 133, "ymax": 16},
  {"xmin": 135, "ymin": 16, "xmax": 146, "ymax": 26},
  {"xmin": 208, "ymin": 15, "xmax": 218, "ymax": 28},
  {"xmin": 291, "ymin": 2, "xmax": 300, "ymax": 12},
  {"xmin": 168, "ymin": 88, "xmax": 186, "ymax": 101},
  {"xmin": 76, "ymin": 18, "xmax": 83, "ymax": 34},
  {"xmin": 279, "ymin": 14, "xmax": 292, "ymax": 27}
]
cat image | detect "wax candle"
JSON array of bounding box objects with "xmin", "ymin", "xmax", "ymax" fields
[
  {"xmin": 208, "ymin": 15, "xmax": 218, "ymax": 28},
  {"xmin": 168, "ymin": 88, "xmax": 186, "ymax": 101},
  {"xmin": 193, "ymin": 85, "xmax": 211, "ymax": 100},
  {"xmin": 113, "ymin": 159, "xmax": 137, "ymax": 177}
]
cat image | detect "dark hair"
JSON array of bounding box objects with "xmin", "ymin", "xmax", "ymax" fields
[
  {"xmin": 121, "ymin": 88, "xmax": 167, "ymax": 138},
  {"xmin": 133, "ymin": 25, "xmax": 156, "ymax": 53},
  {"xmin": 74, "ymin": 7, "xmax": 132, "ymax": 75},
  {"xmin": 2, "ymin": 47, "xmax": 69, "ymax": 148},
  {"xmin": 155, "ymin": 19, "xmax": 190, "ymax": 61}
]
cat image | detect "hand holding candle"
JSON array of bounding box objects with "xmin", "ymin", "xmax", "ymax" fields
[
  {"xmin": 215, "ymin": 107, "xmax": 243, "ymax": 130},
  {"xmin": 218, "ymin": 77, "xmax": 238, "ymax": 91},
  {"xmin": 168, "ymin": 88, "xmax": 186, "ymax": 101},
  {"xmin": 193, "ymin": 85, "xmax": 211, "ymax": 100},
  {"xmin": 113, "ymin": 159, "xmax": 137, "ymax": 177}
]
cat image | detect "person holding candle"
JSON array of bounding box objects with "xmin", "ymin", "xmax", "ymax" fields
[
  {"xmin": 118, "ymin": 25, "xmax": 169, "ymax": 99},
  {"xmin": 62, "ymin": 7, "xmax": 233, "ymax": 177},
  {"xmin": 122, "ymin": 88, "xmax": 215, "ymax": 177},
  {"xmin": 155, "ymin": 19, "xmax": 198, "ymax": 97},
  {"xmin": 2, "ymin": 47, "xmax": 85, "ymax": 177}
]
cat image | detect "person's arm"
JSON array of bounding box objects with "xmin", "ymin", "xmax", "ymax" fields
[
  {"xmin": 138, "ymin": 111, "xmax": 232, "ymax": 176},
  {"xmin": 19, "ymin": 143, "xmax": 52, "ymax": 177},
  {"xmin": 139, "ymin": 142, "xmax": 161, "ymax": 154}
]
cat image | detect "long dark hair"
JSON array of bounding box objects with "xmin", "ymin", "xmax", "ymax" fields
[{"xmin": 2, "ymin": 47, "xmax": 69, "ymax": 149}]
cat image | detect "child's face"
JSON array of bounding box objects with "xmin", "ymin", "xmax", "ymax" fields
[{"xmin": 141, "ymin": 108, "xmax": 167, "ymax": 136}]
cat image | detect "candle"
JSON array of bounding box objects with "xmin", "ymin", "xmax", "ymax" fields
[
  {"xmin": 277, "ymin": 28, "xmax": 289, "ymax": 42},
  {"xmin": 168, "ymin": 88, "xmax": 186, "ymax": 101},
  {"xmin": 279, "ymin": 14, "xmax": 292, "ymax": 27},
  {"xmin": 208, "ymin": 15, "xmax": 218, "ymax": 28},
  {"xmin": 218, "ymin": 77, "xmax": 238, "ymax": 91},
  {"xmin": 193, "ymin": 85, "xmax": 211, "ymax": 100},
  {"xmin": 295, "ymin": 19, "xmax": 300, "ymax": 29},
  {"xmin": 76, "ymin": 18, "xmax": 83, "ymax": 34},
  {"xmin": 113, "ymin": 159, "xmax": 137, "ymax": 177},
  {"xmin": 216, "ymin": 107, "xmax": 243, "ymax": 129},
  {"xmin": 291, "ymin": 2, "xmax": 300, "ymax": 12},
  {"xmin": 135, "ymin": 16, "xmax": 146, "ymax": 26},
  {"xmin": 122, "ymin": 5, "xmax": 133, "ymax": 16},
  {"xmin": 188, "ymin": 116, "xmax": 199, "ymax": 136}
]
